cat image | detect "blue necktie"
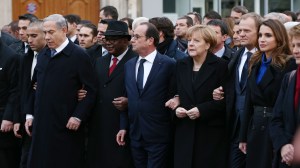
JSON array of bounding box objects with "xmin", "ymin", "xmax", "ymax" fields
[
  {"xmin": 240, "ymin": 52, "xmax": 252, "ymax": 88},
  {"xmin": 137, "ymin": 59, "xmax": 146, "ymax": 94},
  {"xmin": 50, "ymin": 49, "xmax": 57, "ymax": 57}
]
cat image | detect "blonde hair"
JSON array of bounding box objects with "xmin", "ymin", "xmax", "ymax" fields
[{"xmin": 186, "ymin": 25, "xmax": 217, "ymax": 52}]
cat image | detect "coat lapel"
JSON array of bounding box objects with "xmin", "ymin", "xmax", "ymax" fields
[
  {"xmin": 179, "ymin": 57, "xmax": 194, "ymax": 101},
  {"xmin": 257, "ymin": 66, "xmax": 275, "ymax": 90},
  {"xmin": 193, "ymin": 53, "xmax": 216, "ymax": 91},
  {"xmin": 141, "ymin": 53, "xmax": 163, "ymax": 96}
]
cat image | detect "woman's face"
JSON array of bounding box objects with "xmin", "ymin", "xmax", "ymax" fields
[
  {"xmin": 292, "ymin": 36, "xmax": 300, "ymax": 65},
  {"xmin": 187, "ymin": 32, "xmax": 210, "ymax": 58},
  {"xmin": 258, "ymin": 25, "xmax": 277, "ymax": 57}
]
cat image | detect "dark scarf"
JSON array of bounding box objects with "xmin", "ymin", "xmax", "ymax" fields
[
  {"xmin": 157, "ymin": 38, "xmax": 173, "ymax": 55},
  {"xmin": 176, "ymin": 38, "xmax": 188, "ymax": 52}
]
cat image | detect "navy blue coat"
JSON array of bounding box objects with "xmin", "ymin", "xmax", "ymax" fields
[
  {"xmin": 124, "ymin": 52, "xmax": 176, "ymax": 143},
  {"xmin": 27, "ymin": 41, "xmax": 98, "ymax": 168}
]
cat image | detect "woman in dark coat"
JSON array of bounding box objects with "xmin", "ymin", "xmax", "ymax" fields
[
  {"xmin": 239, "ymin": 19, "xmax": 297, "ymax": 168},
  {"xmin": 270, "ymin": 24, "xmax": 300, "ymax": 168},
  {"xmin": 173, "ymin": 25, "xmax": 228, "ymax": 168}
]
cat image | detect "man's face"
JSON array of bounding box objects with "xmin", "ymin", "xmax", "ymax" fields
[
  {"xmin": 232, "ymin": 25, "xmax": 241, "ymax": 46},
  {"xmin": 175, "ymin": 19, "xmax": 189, "ymax": 38},
  {"xmin": 97, "ymin": 23, "xmax": 108, "ymax": 45},
  {"xmin": 239, "ymin": 17, "xmax": 258, "ymax": 50},
  {"xmin": 131, "ymin": 25, "xmax": 149, "ymax": 55},
  {"xmin": 27, "ymin": 26, "xmax": 46, "ymax": 52},
  {"xmin": 18, "ymin": 19, "xmax": 30, "ymax": 42},
  {"xmin": 292, "ymin": 36, "xmax": 300, "ymax": 65},
  {"xmin": 99, "ymin": 10, "xmax": 112, "ymax": 20},
  {"xmin": 230, "ymin": 11, "xmax": 242, "ymax": 21},
  {"xmin": 104, "ymin": 36, "xmax": 128, "ymax": 56},
  {"xmin": 208, "ymin": 25, "xmax": 226, "ymax": 48},
  {"xmin": 43, "ymin": 21, "xmax": 67, "ymax": 49},
  {"xmin": 78, "ymin": 27, "xmax": 97, "ymax": 48}
]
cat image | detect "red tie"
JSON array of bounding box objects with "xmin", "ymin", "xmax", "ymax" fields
[
  {"xmin": 295, "ymin": 67, "xmax": 300, "ymax": 110},
  {"xmin": 109, "ymin": 57, "xmax": 118, "ymax": 76}
]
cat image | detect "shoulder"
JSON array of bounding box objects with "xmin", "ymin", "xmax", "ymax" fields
[{"xmin": 157, "ymin": 52, "xmax": 176, "ymax": 65}]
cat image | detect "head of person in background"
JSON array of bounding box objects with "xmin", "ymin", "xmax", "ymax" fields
[
  {"xmin": 149, "ymin": 17, "xmax": 187, "ymax": 60},
  {"xmin": 284, "ymin": 21, "xmax": 300, "ymax": 51},
  {"xmin": 64, "ymin": 14, "xmax": 81, "ymax": 43},
  {"xmin": 239, "ymin": 12, "xmax": 263, "ymax": 51},
  {"xmin": 248, "ymin": 19, "xmax": 292, "ymax": 74},
  {"xmin": 283, "ymin": 11, "xmax": 297, "ymax": 22},
  {"xmin": 264, "ymin": 12, "xmax": 289, "ymax": 24},
  {"xmin": 132, "ymin": 17, "xmax": 149, "ymax": 31},
  {"xmin": 103, "ymin": 20, "xmax": 131, "ymax": 56},
  {"xmin": 187, "ymin": 12, "xmax": 202, "ymax": 25},
  {"xmin": 296, "ymin": 12, "xmax": 300, "ymax": 22},
  {"xmin": 43, "ymin": 14, "xmax": 68, "ymax": 50},
  {"xmin": 186, "ymin": 25, "xmax": 217, "ymax": 59},
  {"xmin": 78, "ymin": 23, "xmax": 98, "ymax": 49},
  {"xmin": 120, "ymin": 17, "xmax": 133, "ymax": 36},
  {"xmin": 1, "ymin": 25, "xmax": 10, "ymax": 33},
  {"xmin": 232, "ymin": 21, "xmax": 241, "ymax": 51},
  {"xmin": 99, "ymin": 5, "xmax": 118, "ymax": 21},
  {"xmin": 97, "ymin": 19, "xmax": 112, "ymax": 46},
  {"xmin": 27, "ymin": 20, "xmax": 47, "ymax": 52},
  {"xmin": 8, "ymin": 21, "xmax": 19, "ymax": 39},
  {"xmin": 230, "ymin": 6, "xmax": 248, "ymax": 22},
  {"xmin": 203, "ymin": 11, "xmax": 222, "ymax": 25},
  {"xmin": 175, "ymin": 15, "xmax": 193, "ymax": 40},
  {"xmin": 76, "ymin": 20, "xmax": 92, "ymax": 35},
  {"xmin": 222, "ymin": 17, "xmax": 235, "ymax": 47},
  {"xmin": 18, "ymin": 13, "xmax": 38, "ymax": 43}
]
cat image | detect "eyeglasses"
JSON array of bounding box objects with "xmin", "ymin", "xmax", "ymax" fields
[{"xmin": 132, "ymin": 34, "xmax": 145, "ymax": 40}]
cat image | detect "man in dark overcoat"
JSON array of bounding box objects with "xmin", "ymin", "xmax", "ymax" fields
[{"xmin": 26, "ymin": 14, "xmax": 97, "ymax": 168}]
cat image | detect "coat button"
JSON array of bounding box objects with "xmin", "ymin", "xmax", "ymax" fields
[
  {"xmin": 103, "ymin": 85, "xmax": 107, "ymax": 87},
  {"xmin": 261, "ymin": 126, "xmax": 265, "ymax": 130}
]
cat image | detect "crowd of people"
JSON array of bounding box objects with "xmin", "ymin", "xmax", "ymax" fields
[{"xmin": 1, "ymin": 4, "xmax": 300, "ymax": 168}]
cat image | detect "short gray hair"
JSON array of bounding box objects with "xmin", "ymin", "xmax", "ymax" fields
[
  {"xmin": 43, "ymin": 14, "xmax": 67, "ymax": 29},
  {"xmin": 28, "ymin": 19, "xmax": 44, "ymax": 30}
]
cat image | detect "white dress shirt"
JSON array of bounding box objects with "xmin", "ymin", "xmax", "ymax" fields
[
  {"xmin": 238, "ymin": 48, "xmax": 257, "ymax": 81},
  {"xmin": 135, "ymin": 50, "xmax": 157, "ymax": 88}
]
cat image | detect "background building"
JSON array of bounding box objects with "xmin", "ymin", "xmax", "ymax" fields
[{"xmin": 1, "ymin": 0, "xmax": 299, "ymax": 29}]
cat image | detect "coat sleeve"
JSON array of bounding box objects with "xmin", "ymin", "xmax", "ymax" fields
[
  {"xmin": 72, "ymin": 52, "xmax": 98, "ymax": 122},
  {"xmin": 270, "ymin": 73, "xmax": 293, "ymax": 151}
]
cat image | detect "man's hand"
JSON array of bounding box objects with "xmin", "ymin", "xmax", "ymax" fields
[
  {"xmin": 212, "ymin": 86, "xmax": 224, "ymax": 100},
  {"xmin": 112, "ymin": 97, "xmax": 128, "ymax": 111},
  {"xmin": 281, "ymin": 144, "xmax": 294, "ymax": 166},
  {"xmin": 77, "ymin": 89, "xmax": 87, "ymax": 101},
  {"xmin": 1, "ymin": 120, "xmax": 13, "ymax": 132},
  {"xmin": 66, "ymin": 117, "xmax": 81, "ymax": 131},
  {"xmin": 186, "ymin": 107, "xmax": 200, "ymax": 120},
  {"xmin": 239, "ymin": 142, "xmax": 247, "ymax": 154},
  {"xmin": 13, "ymin": 123, "xmax": 22, "ymax": 138},
  {"xmin": 33, "ymin": 82, "xmax": 37, "ymax": 90},
  {"xmin": 165, "ymin": 96, "xmax": 180, "ymax": 110},
  {"xmin": 175, "ymin": 107, "xmax": 188, "ymax": 118},
  {"xmin": 25, "ymin": 118, "xmax": 33, "ymax": 136},
  {"xmin": 116, "ymin": 129, "xmax": 127, "ymax": 146}
]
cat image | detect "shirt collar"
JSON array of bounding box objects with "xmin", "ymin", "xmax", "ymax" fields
[
  {"xmin": 54, "ymin": 38, "xmax": 69, "ymax": 54},
  {"xmin": 69, "ymin": 35, "xmax": 77, "ymax": 42},
  {"xmin": 244, "ymin": 47, "xmax": 257, "ymax": 55},
  {"xmin": 214, "ymin": 46, "xmax": 225, "ymax": 58},
  {"xmin": 138, "ymin": 50, "xmax": 157, "ymax": 64},
  {"xmin": 111, "ymin": 48, "xmax": 129, "ymax": 61}
]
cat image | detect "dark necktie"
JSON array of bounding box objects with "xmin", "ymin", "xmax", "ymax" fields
[
  {"xmin": 109, "ymin": 57, "xmax": 118, "ymax": 76},
  {"xmin": 239, "ymin": 52, "xmax": 252, "ymax": 88},
  {"xmin": 137, "ymin": 59, "xmax": 146, "ymax": 94},
  {"xmin": 50, "ymin": 49, "xmax": 57, "ymax": 57}
]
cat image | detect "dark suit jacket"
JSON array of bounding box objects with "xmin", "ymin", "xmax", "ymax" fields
[
  {"xmin": 85, "ymin": 44, "xmax": 102, "ymax": 65},
  {"xmin": 124, "ymin": 52, "xmax": 176, "ymax": 143},
  {"xmin": 221, "ymin": 44, "xmax": 235, "ymax": 61},
  {"xmin": 173, "ymin": 53, "xmax": 228, "ymax": 168},
  {"xmin": 270, "ymin": 70, "xmax": 298, "ymax": 168},
  {"xmin": 28, "ymin": 40, "xmax": 98, "ymax": 168},
  {"xmin": 0, "ymin": 38, "xmax": 20, "ymax": 148},
  {"xmin": 87, "ymin": 47, "xmax": 137, "ymax": 168}
]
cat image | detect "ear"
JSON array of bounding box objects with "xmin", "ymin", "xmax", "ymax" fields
[
  {"xmin": 205, "ymin": 42, "xmax": 211, "ymax": 51},
  {"xmin": 92, "ymin": 36, "xmax": 97, "ymax": 43},
  {"xmin": 222, "ymin": 34, "xmax": 228, "ymax": 42},
  {"xmin": 62, "ymin": 26, "xmax": 68, "ymax": 34},
  {"xmin": 147, "ymin": 37, "xmax": 155, "ymax": 46}
]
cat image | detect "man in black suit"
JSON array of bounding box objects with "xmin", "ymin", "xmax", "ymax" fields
[
  {"xmin": 13, "ymin": 20, "xmax": 46, "ymax": 168},
  {"xmin": 213, "ymin": 12, "xmax": 262, "ymax": 168},
  {"xmin": 9, "ymin": 13, "xmax": 38, "ymax": 56},
  {"xmin": 26, "ymin": 14, "xmax": 97, "ymax": 168},
  {"xmin": 64, "ymin": 14, "xmax": 81, "ymax": 44},
  {"xmin": 0, "ymin": 34, "xmax": 20, "ymax": 168},
  {"xmin": 78, "ymin": 23, "xmax": 101, "ymax": 64},
  {"xmin": 124, "ymin": 22, "xmax": 176, "ymax": 168},
  {"xmin": 207, "ymin": 19, "xmax": 235, "ymax": 61},
  {"xmin": 86, "ymin": 20, "xmax": 136, "ymax": 168}
]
